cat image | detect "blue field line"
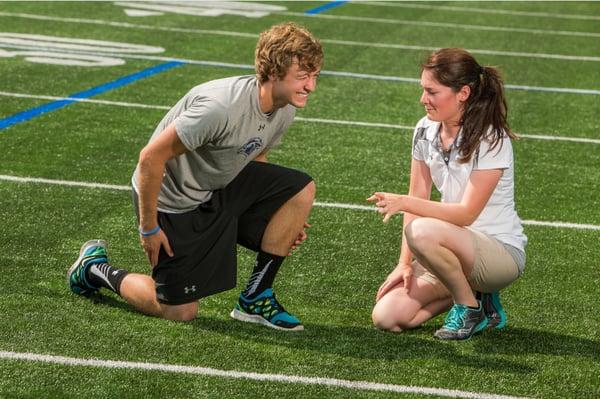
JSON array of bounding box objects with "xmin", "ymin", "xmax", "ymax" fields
[
  {"xmin": 305, "ymin": 1, "xmax": 348, "ymax": 15},
  {"xmin": 0, "ymin": 61, "xmax": 185, "ymax": 131}
]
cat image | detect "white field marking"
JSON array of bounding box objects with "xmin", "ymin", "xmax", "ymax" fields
[
  {"xmin": 0, "ymin": 174, "xmax": 131, "ymax": 191},
  {"xmin": 0, "ymin": 13, "xmax": 598, "ymax": 63},
  {"xmin": 0, "ymin": 351, "xmax": 529, "ymax": 399},
  {"xmin": 0, "ymin": 32, "xmax": 165, "ymax": 67},
  {"xmin": 322, "ymin": 38, "xmax": 600, "ymax": 62},
  {"xmin": 314, "ymin": 201, "xmax": 378, "ymax": 212},
  {"xmin": 278, "ymin": 11, "xmax": 600, "ymax": 39},
  {"xmin": 116, "ymin": 0, "xmax": 284, "ymax": 12},
  {"xmin": 0, "ymin": 91, "xmax": 171, "ymax": 110},
  {"xmin": 516, "ymin": 134, "xmax": 600, "ymax": 145},
  {"xmin": 114, "ymin": 1, "xmax": 286, "ymax": 18},
  {"xmin": 2, "ymin": 91, "xmax": 600, "ymax": 145},
  {"xmin": 319, "ymin": 69, "xmax": 600, "ymax": 96},
  {"xmin": 0, "ymin": 50, "xmax": 126, "ymax": 67},
  {"xmin": 0, "ymin": 32, "xmax": 164, "ymax": 53},
  {"xmin": 295, "ymin": 117, "xmax": 600, "ymax": 145},
  {"xmin": 2, "ymin": 44, "xmax": 599, "ymax": 97},
  {"xmin": 123, "ymin": 8, "xmax": 163, "ymax": 17},
  {"xmin": 501, "ymin": 84, "xmax": 600, "ymax": 95},
  {"xmin": 296, "ymin": 116, "xmax": 415, "ymax": 131},
  {"xmin": 1, "ymin": 174, "xmax": 599, "ymax": 231},
  {"xmin": 520, "ymin": 220, "xmax": 600, "ymax": 231},
  {"xmin": 0, "ymin": 12, "xmax": 260, "ymax": 38},
  {"xmin": 359, "ymin": 1, "xmax": 600, "ymax": 22}
]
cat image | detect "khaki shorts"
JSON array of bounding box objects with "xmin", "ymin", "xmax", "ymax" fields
[{"xmin": 412, "ymin": 228, "xmax": 520, "ymax": 297}]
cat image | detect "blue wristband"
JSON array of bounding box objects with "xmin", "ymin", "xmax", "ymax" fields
[{"xmin": 139, "ymin": 225, "xmax": 161, "ymax": 237}]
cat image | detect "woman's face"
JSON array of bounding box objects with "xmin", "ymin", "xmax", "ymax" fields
[{"xmin": 419, "ymin": 69, "xmax": 468, "ymax": 125}]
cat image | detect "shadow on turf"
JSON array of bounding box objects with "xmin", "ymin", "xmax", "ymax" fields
[
  {"xmin": 89, "ymin": 296, "xmax": 598, "ymax": 373},
  {"xmin": 472, "ymin": 327, "xmax": 600, "ymax": 360},
  {"xmin": 191, "ymin": 316, "xmax": 563, "ymax": 374}
]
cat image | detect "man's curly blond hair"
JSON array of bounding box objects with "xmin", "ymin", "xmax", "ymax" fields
[{"xmin": 255, "ymin": 22, "xmax": 323, "ymax": 83}]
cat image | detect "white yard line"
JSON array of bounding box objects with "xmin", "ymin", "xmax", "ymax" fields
[
  {"xmin": 0, "ymin": 350, "xmax": 529, "ymax": 399},
  {"xmin": 0, "ymin": 12, "xmax": 259, "ymax": 38},
  {"xmin": 516, "ymin": 134, "xmax": 600, "ymax": 145},
  {"xmin": 0, "ymin": 12, "xmax": 599, "ymax": 62},
  {"xmin": 278, "ymin": 11, "xmax": 600, "ymax": 39},
  {"xmin": 296, "ymin": 116, "xmax": 415, "ymax": 131},
  {"xmin": 1, "ymin": 44, "xmax": 599, "ymax": 97},
  {"xmin": 294, "ymin": 117, "xmax": 600, "ymax": 145},
  {"xmin": 0, "ymin": 174, "xmax": 132, "ymax": 191},
  {"xmin": 0, "ymin": 91, "xmax": 171, "ymax": 110},
  {"xmin": 321, "ymin": 38, "xmax": 600, "ymax": 62},
  {"xmin": 359, "ymin": 2, "xmax": 600, "ymax": 22},
  {"xmin": 0, "ymin": 174, "xmax": 598, "ymax": 231},
  {"xmin": 2, "ymin": 91, "xmax": 599, "ymax": 145}
]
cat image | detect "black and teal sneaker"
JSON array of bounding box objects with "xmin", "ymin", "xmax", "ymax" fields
[
  {"xmin": 434, "ymin": 302, "xmax": 488, "ymax": 340},
  {"xmin": 481, "ymin": 291, "xmax": 507, "ymax": 329},
  {"xmin": 67, "ymin": 239, "xmax": 108, "ymax": 297},
  {"xmin": 230, "ymin": 288, "xmax": 304, "ymax": 331}
]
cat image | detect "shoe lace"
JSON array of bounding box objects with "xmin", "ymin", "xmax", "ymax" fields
[
  {"xmin": 261, "ymin": 292, "xmax": 288, "ymax": 318},
  {"xmin": 444, "ymin": 305, "xmax": 465, "ymax": 330}
]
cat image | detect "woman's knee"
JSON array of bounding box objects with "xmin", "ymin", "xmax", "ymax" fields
[
  {"xmin": 372, "ymin": 299, "xmax": 417, "ymax": 332},
  {"xmin": 405, "ymin": 218, "xmax": 442, "ymax": 254}
]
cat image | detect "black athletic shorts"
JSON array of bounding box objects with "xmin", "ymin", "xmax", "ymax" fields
[{"xmin": 133, "ymin": 161, "xmax": 313, "ymax": 305}]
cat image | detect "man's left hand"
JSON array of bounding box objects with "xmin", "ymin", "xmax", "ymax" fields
[{"xmin": 288, "ymin": 222, "xmax": 311, "ymax": 256}]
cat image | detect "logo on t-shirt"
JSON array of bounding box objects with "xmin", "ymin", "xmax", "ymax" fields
[{"xmin": 237, "ymin": 137, "xmax": 263, "ymax": 158}]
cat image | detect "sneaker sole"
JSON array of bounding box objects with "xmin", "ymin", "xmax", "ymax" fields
[
  {"xmin": 434, "ymin": 316, "xmax": 489, "ymax": 341},
  {"xmin": 230, "ymin": 308, "xmax": 304, "ymax": 331},
  {"xmin": 66, "ymin": 239, "xmax": 108, "ymax": 287},
  {"xmin": 474, "ymin": 316, "xmax": 489, "ymax": 335}
]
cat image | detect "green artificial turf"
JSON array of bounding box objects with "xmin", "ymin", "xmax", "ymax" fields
[{"xmin": 1, "ymin": 1, "xmax": 599, "ymax": 398}]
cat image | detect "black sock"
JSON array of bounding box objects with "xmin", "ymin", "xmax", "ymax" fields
[
  {"xmin": 242, "ymin": 251, "xmax": 285, "ymax": 299},
  {"xmin": 86, "ymin": 262, "xmax": 129, "ymax": 295}
]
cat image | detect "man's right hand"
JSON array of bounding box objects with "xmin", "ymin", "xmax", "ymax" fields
[{"xmin": 140, "ymin": 228, "xmax": 174, "ymax": 267}]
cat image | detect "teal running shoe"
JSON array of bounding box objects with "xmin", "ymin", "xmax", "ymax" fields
[
  {"xmin": 67, "ymin": 239, "xmax": 108, "ymax": 296},
  {"xmin": 481, "ymin": 291, "xmax": 507, "ymax": 330},
  {"xmin": 230, "ymin": 288, "xmax": 304, "ymax": 331},
  {"xmin": 434, "ymin": 302, "xmax": 488, "ymax": 340}
]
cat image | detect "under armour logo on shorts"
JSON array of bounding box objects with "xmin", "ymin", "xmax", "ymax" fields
[{"xmin": 184, "ymin": 285, "xmax": 196, "ymax": 294}]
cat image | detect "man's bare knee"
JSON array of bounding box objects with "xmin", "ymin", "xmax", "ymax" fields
[
  {"xmin": 294, "ymin": 180, "xmax": 316, "ymax": 205},
  {"xmin": 169, "ymin": 312, "xmax": 196, "ymax": 322},
  {"xmin": 161, "ymin": 303, "xmax": 198, "ymax": 322}
]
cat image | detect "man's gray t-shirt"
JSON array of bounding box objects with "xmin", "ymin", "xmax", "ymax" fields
[{"xmin": 132, "ymin": 75, "xmax": 296, "ymax": 213}]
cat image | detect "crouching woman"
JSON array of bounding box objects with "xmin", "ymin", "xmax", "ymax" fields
[{"xmin": 368, "ymin": 48, "xmax": 527, "ymax": 340}]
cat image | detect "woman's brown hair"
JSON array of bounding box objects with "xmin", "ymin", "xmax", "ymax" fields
[{"xmin": 423, "ymin": 48, "xmax": 516, "ymax": 163}]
